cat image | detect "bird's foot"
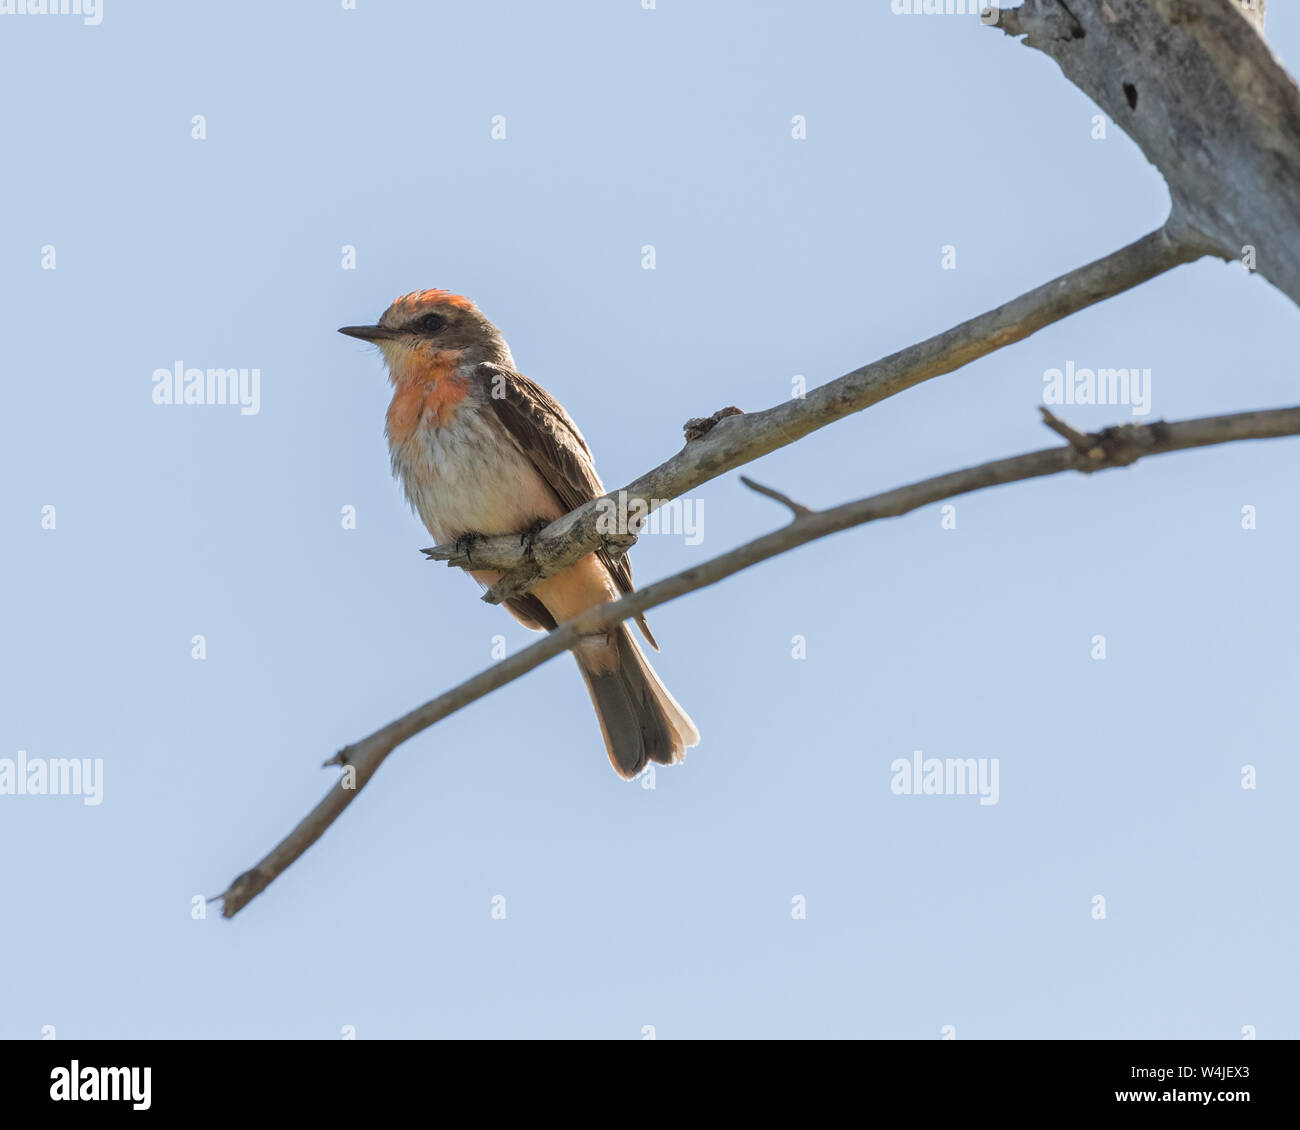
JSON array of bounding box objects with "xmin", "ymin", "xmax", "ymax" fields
[
  {"xmin": 454, "ymin": 532, "xmax": 486, "ymax": 565},
  {"xmin": 519, "ymin": 518, "xmax": 549, "ymax": 561}
]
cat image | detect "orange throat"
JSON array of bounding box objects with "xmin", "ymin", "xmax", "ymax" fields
[{"xmin": 384, "ymin": 348, "xmax": 471, "ymax": 443}]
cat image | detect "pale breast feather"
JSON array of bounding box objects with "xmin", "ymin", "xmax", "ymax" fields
[{"xmin": 389, "ymin": 381, "xmax": 562, "ymax": 545}]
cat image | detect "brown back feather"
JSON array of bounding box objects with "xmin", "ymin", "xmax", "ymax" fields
[{"xmin": 477, "ymin": 362, "xmax": 657, "ymax": 648}]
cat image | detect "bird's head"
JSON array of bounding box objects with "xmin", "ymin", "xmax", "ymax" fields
[{"xmin": 339, "ymin": 290, "xmax": 512, "ymax": 379}]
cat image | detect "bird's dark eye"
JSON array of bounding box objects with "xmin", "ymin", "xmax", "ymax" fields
[{"xmin": 414, "ymin": 312, "xmax": 446, "ymax": 335}]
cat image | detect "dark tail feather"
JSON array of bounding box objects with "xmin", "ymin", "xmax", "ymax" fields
[{"xmin": 577, "ymin": 627, "xmax": 700, "ymax": 779}]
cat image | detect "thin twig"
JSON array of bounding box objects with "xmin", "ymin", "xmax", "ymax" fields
[
  {"xmin": 1039, "ymin": 406, "xmax": 1104, "ymax": 459},
  {"xmin": 739, "ymin": 476, "xmax": 813, "ymax": 519}
]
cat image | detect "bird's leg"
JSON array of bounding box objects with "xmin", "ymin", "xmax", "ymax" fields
[{"xmin": 519, "ymin": 517, "xmax": 550, "ymax": 561}]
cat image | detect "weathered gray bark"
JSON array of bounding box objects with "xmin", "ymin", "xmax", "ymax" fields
[{"xmin": 994, "ymin": 0, "xmax": 1300, "ymax": 301}]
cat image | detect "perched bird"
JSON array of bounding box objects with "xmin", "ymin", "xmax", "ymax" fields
[{"xmin": 339, "ymin": 290, "xmax": 699, "ymax": 778}]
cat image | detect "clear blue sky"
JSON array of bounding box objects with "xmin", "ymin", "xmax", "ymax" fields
[{"xmin": 2, "ymin": 0, "xmax": 1296, "ymax": 1039}]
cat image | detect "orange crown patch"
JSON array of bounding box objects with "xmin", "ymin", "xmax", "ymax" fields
[{"xmin": 390, "ymin": 289, "xmax": 475, "ymax": 311}]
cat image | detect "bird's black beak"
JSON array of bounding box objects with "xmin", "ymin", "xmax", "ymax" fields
[{"xmin": 338, "ymin": 324, "xmax": 398, "ymax": 342}]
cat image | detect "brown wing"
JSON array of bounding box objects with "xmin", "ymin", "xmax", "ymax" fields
[{"xmin": 477, "ymin": 362, "xmax": 657, "ymax": 649}]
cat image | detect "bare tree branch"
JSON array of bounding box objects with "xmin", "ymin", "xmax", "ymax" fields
[
  {"xmin": 426, "ymin": 226, "xmax": 1198, "ymax": 595},
  {"xmin": 218, "ymin": 405, "xmax": 1300, "ymax": 918}
]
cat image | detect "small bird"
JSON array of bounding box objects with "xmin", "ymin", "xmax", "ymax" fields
[{"xmin": 340, "ymin": 290, "xmax": 699, "ymax": 778}]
